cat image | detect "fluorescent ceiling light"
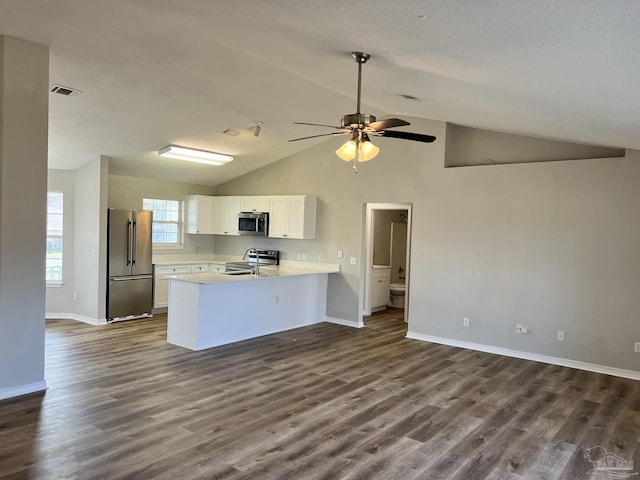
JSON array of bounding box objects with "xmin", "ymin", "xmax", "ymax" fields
[{"xmin": 158, "ymin": 145, "xmax": 233, "ymax": 166}]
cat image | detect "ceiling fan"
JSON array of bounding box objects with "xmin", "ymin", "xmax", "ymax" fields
[{"xmin": 289, "ymin": 51, "xmax": 436, "ymax": 173}]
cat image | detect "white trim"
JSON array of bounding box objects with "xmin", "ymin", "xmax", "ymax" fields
[
  {"xmin": 406, "ymin": 331, "xmax": 640, "ymax": 381},
  {"xmin": 0, "ymin": 380, "xmax": 48, "ymax": 401},
  {"xmin": 325, "ymin": 316, "xmax": 364, "ymax": 328},
  {"xmin": 46, "ymin": 282, "xmax": 64, "ymax": 288},
  {"xmin": 363, "ymin": 203, "xmax": 412, "ymax": 322},
  {"xmin": 46, "ymin": 313, "xmax": 107, "ymax": 325}
]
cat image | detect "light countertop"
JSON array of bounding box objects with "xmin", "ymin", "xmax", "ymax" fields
[{"xmin": 169, "ymin": 262, "xmax": 340, "ymax": 285}]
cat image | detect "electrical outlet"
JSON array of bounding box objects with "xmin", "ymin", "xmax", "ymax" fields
[
  {"xmin": 338, "ymin": 250, "xmax": 343, "ymax": 258},
  {"xmin": 516, "ymin": 324, "xmax": 528, "ymax": 334},
  {"xmin": 318, "ymin": 254, "xmax": 323, "ymax": 262},
  {"xmin": 73, "ymin": 292, "xmax": 78, "ymax": 301},
  {"xmin": 350, "ymin": 256, "xmax": 357, "ymax": 265},
  {"xmin": 296, "ymin": 253, "xmax": 301, "ymax": 260},
  {"xmin": 463, "ymin": 317, "xmax": 469, "ymax": 327},
  {"xmin": 635, "ymin": 342, "xmax": 640, "ymax": 353},
  {"xmin": 557, "ymin": 330, "xmax": 565, "ymax": 342}
]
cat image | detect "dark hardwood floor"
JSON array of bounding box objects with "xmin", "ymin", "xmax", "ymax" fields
[{"xmin": 1, "ymin": 309, "xmax": 639, "ymax": 479}]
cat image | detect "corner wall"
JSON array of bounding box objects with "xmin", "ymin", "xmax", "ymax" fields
[
  {"xmin": 0, "ymin": 36, "xmax": 49, "ymax": 399},
  {"xmin": 72, "ymin": 156, "xmax": 109, "ymax": 323},
  {"xmin": 215, "ymin": 116, "xmax": 640, "ymax": 374}
]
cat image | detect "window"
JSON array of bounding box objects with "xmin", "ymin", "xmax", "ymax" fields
[
  {"xmin": 142, "ymin": 198, "xmax": 182, "ymax": 245},
  {"xmin": 46, "ymin": 192, "xmax": 63, "ymax": 282}
]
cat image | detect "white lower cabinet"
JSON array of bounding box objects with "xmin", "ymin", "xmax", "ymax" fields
[
  {"xmin": 370, "ymin": 267, "xmax": 391, "ymax": 311},
  {"xmin": 154, "ymin": 265, "xmax": 193, "ymax": 309}
]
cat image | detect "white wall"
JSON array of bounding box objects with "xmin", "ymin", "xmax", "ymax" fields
[
  {"xmin": 72, "ymin": 156, "xmax": 109, "ymax": 322},
  {"xmin": 108, "ymin": 173, "xmax": 216, "ymax": 257},
  {"xmin": 0, "ymin": 36, "xmax": 49, "ymax": 399},
  {"xmin": 215, "ymin": 116, "xmax": 640, "ymax": 373}
]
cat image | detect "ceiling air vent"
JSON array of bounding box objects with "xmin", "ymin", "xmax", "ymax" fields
[{"xmin": 50, "ymin": 84, "xmax": 81, "ymax": 96}]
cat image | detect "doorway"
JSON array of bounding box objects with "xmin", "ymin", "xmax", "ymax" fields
[{"xmin": 362, "ymin": 203, "xmax": 412, "ymax": 325}]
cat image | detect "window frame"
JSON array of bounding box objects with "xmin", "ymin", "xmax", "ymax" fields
[
  {"xmin": 46, "ymin": 191, "xmax": 64, "ymax": 285},
  {"xmin": 142, "ymin": 197, "xmax": 184, "ymax": 248}
]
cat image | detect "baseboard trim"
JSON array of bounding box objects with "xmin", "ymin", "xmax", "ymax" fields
[
  {"xmin": 0, "ymin": 380, "xmax": 48, "ymax": 401},
  {"xmin": 325, "ymin": 316, "xmax": 364, "ymax": 328},
  {"xmin": 406, "ymin": 331, "xmax": 640, "ymax": 381},
  {"xmin": 46, "ymin": 313, "xmax": 107, "ymax": 326}
]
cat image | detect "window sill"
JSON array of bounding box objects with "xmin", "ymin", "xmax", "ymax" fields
[
  {"xmin": 46, "ymin": 282, "xmax": 64, "ymax": 288},
  {"xmin": 152, "ymin": 244, "xmax": 184, "ymax": 250}
]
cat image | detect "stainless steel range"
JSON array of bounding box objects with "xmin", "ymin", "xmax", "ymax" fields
[{"xmin": 225, "ymin": 249, "xmax": 279, "ymax": 275}]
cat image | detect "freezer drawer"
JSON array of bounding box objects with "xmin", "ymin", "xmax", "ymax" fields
[{"xmin": 107, "ymin": 275, "xmax": 153, "ymax": 321}]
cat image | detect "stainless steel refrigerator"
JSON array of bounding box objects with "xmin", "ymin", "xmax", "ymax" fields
[{"xmin": 107, "ymin": 209, "xmax": 153, "ymax": 322}]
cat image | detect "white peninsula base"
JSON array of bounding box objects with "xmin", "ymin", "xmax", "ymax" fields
[{"xmin": 167, "ymin": 265, "xmax": 338, "ymax": 351}]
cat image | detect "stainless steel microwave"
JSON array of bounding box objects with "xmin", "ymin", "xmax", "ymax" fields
[{"xmin": 238, "ymin": 212, "xmax": 268, "ymax": 236}]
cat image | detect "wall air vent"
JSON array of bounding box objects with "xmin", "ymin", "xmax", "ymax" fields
[{"xmin": 50, "ymin": 84, "xmax": 81, "ymax": 96}]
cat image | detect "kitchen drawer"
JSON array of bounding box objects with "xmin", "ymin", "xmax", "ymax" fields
[
  {"xmin": 191, "ymin": 264, "xmax": 210, "ymax": 273},
  {"xmin": 155, "ymin": 265, "xmax": 192, "ymax": 279}
]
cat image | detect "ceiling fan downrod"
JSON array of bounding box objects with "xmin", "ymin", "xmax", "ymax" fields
[
  {"xmin": 353, "ymin": 51, "xmax": 370, "ymax": 115},
  {"xmin": 341, "ymin": 52, "xmax": 375, "ymax": 130}
]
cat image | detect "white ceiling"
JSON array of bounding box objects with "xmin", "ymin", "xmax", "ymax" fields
[{"xmin": 2, "ymin": 1, "xmax": 639, "ymax": 186}]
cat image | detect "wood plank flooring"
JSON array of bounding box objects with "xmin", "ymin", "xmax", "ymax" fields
[{"xmin": 1, "ymin": 309, "xmax": 639, "ymax": 479}]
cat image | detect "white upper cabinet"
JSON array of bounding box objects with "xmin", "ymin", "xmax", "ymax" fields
[
  {"xmin": 186, "ymin": 195, "xmax": 214, "ymax": 234},
  {"xmin": 213, "ymin": 196, "xmax": 241, "ymax": 235},
  {"xmin": 240, "ymin": 196, "xmax": 270, "ymax": 213},
  {"xmin": 268, "ymin": 196, "xmax": 316, "ymax": 239}
]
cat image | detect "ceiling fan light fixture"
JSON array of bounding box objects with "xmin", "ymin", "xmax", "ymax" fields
[
  {"xmin": 335, "ymin": 133, "xmax": 379, "ymax": 162},
  {"xmin": 158, "ymin": 145, "xmax": 233, "ymax": 166}
]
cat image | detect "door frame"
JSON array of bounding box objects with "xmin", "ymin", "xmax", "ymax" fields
[{"xmin": 362, "ymin": 202, "xmax": 412, "ymax": 324}]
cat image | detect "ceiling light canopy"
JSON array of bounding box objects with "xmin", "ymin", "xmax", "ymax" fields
[{"xmin": 158, "ymin": 145, "xmax": 233, "ymax": 166}]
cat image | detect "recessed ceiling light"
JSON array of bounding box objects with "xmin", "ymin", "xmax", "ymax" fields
[{"xmin": 158, "ymin": 145, "xmax": 233, "ymax": 166}]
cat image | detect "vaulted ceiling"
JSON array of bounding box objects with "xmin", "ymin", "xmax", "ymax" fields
[{"xmin": 2, "ymin": 1, "xmax": 639, "ymax": 186}]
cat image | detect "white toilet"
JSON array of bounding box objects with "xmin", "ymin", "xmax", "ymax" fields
[{"xmin": 389, "ymin": 282, "xmax": 406, "ymax": 308}]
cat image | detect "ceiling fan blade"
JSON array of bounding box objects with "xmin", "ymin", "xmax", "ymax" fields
[
  {"xmin": 367, "ymin": 118, "xmax": 410, "ymax": 131},
  {"xmin": 378, "ymin": 130, "xmax": 437, "ymax": 143},
  {"xmin": 288, "ymin": 132, "xmax": 349, "ymax": 142},
  {"xmin": 293, "ymin": 121, "xmax": 343, "ymax": 130}
]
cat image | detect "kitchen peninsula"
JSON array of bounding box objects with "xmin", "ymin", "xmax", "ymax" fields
[{"xmin": 167, "ymin": 262, "xmax": 340, "ymax": 350}]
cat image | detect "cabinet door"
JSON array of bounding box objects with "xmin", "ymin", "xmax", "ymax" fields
[
  {"xmin": 286, "ymin": 197, "xmax": 306, "ymax": 239},
  {"xmin": 370, "ymin": 268, "xmax": 391, "ymax": 309},
  {"xmin": 256, "ymin": 196, "xmax": 270, "ymax": 212},
  {"xmin": 186, "ymin": 195, "xmax": 214, "ymax": 234},
  {"xmin": 240, "ymin": 197, "xmax": 257, "ymax": 212},
  {"xmin": 212, "ymin": 198, "xmax": 230, "ymax": 234},
  {"xmin": 268, "ymin": 197, "xmax": 289, "ymax": 237},
  {"xmin": 154, "ymin": 278, "xmax": 169, "ymax": 308},
  {"xmin": 227, "ymin": 197, "xmax": 241, "ymax": 235},
  {"xmin": 154, "ymin": 265, "xmax": 191, "ymax": 308}
]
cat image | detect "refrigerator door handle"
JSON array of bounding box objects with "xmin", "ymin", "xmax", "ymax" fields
[
  {"xmin": 127, "ymin": 220, "xmax": 133, "ymax": 266},
  {"xmin": 132, "ymin": 218, "xmax": 138, "ymax": 265},
  {"xmin": 110, "ymin": 275, "xmax": 153, "ymax": 282}
]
